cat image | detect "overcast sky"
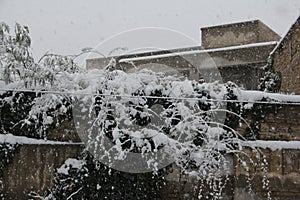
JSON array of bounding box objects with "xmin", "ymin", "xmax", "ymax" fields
[{"xmin": 1, "ymin": 0, "xmax": 300, "ymax": 60}]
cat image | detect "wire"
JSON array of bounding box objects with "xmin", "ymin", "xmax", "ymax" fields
[{"xmin": 1, "ymin": 88, "xmax": 300, "ymax": 106}]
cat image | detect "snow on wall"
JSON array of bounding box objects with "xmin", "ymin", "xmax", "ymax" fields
[
  {"xmin": 0, "ymin": 134, "xmax": 82, "ymax": 145},
  {"xmin": 242, "ymin": 140, "xmax": 300, "ymax": 151}
]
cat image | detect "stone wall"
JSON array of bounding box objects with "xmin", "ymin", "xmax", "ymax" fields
[
  {"xmin": 234, "ymin": 104, "xmax": 300, "ymax": 199},
  {"xmin": 2, "ymin": 144, "xmax": 83, "ymax": 200},
  {"xmin": 2, "ymin": 103, "xmax": 300, "ymax": 200},
  {"xmin": 160, "ymin": 104, "xmax": 300, "ymax": 199},
  {"xmin": 235, "ymin": 147, "xmax": 300, "ymax": 200},
  {"xmin": 273, "ymin": 16, "xmax": 300, "ymax": 94},
  {"xmin": 260, "ymin": 105, "xmax": 300, "ymax": 141},
  {"xmin": 201, "ymin": 20, "xmax": 280, "ymax": 49},
  {"xmin": 162, "ymin": 156, "xmax": 234, "ymax": 200}
]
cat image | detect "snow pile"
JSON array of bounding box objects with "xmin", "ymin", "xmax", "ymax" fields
[
  {"xmin": 69, "ymin": 69, "xmax": 241, "ymax": 178},
  {"xmin": 57, "ymin": 158, "xmax": 86, "ymax": 175}
]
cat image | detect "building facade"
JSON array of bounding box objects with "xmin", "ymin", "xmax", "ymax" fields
[
  {"xmin": 272, "ymin": 16, "xmax": 300, "ymax": 94},
  {"xmin": 87, "ymin": 20, "xmax": 280, "ymax": 90}
]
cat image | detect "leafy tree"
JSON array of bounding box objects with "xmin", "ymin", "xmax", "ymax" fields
[
  {"xmin": 259, "ymin": 57, "xmax": 281, "ymax": 93},
  {"xmin": 0, "ymin": 22, "xmax": 33, "ymax": 84},
  {"xmin": 0, "ymin": 22, "xmax": 76, "ymax": 138}
]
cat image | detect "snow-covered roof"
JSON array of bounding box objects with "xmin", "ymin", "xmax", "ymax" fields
[
  {"xmin": 119, "ymin": 41, "xmax": 277, "ymax": 63},
  {"xmin": 270, "ymin": 15, "xmax": 300, "ymax": 56},
  {"xmin": 201, "ymin": 19, "xmax": 260, "ymax": 30}
]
